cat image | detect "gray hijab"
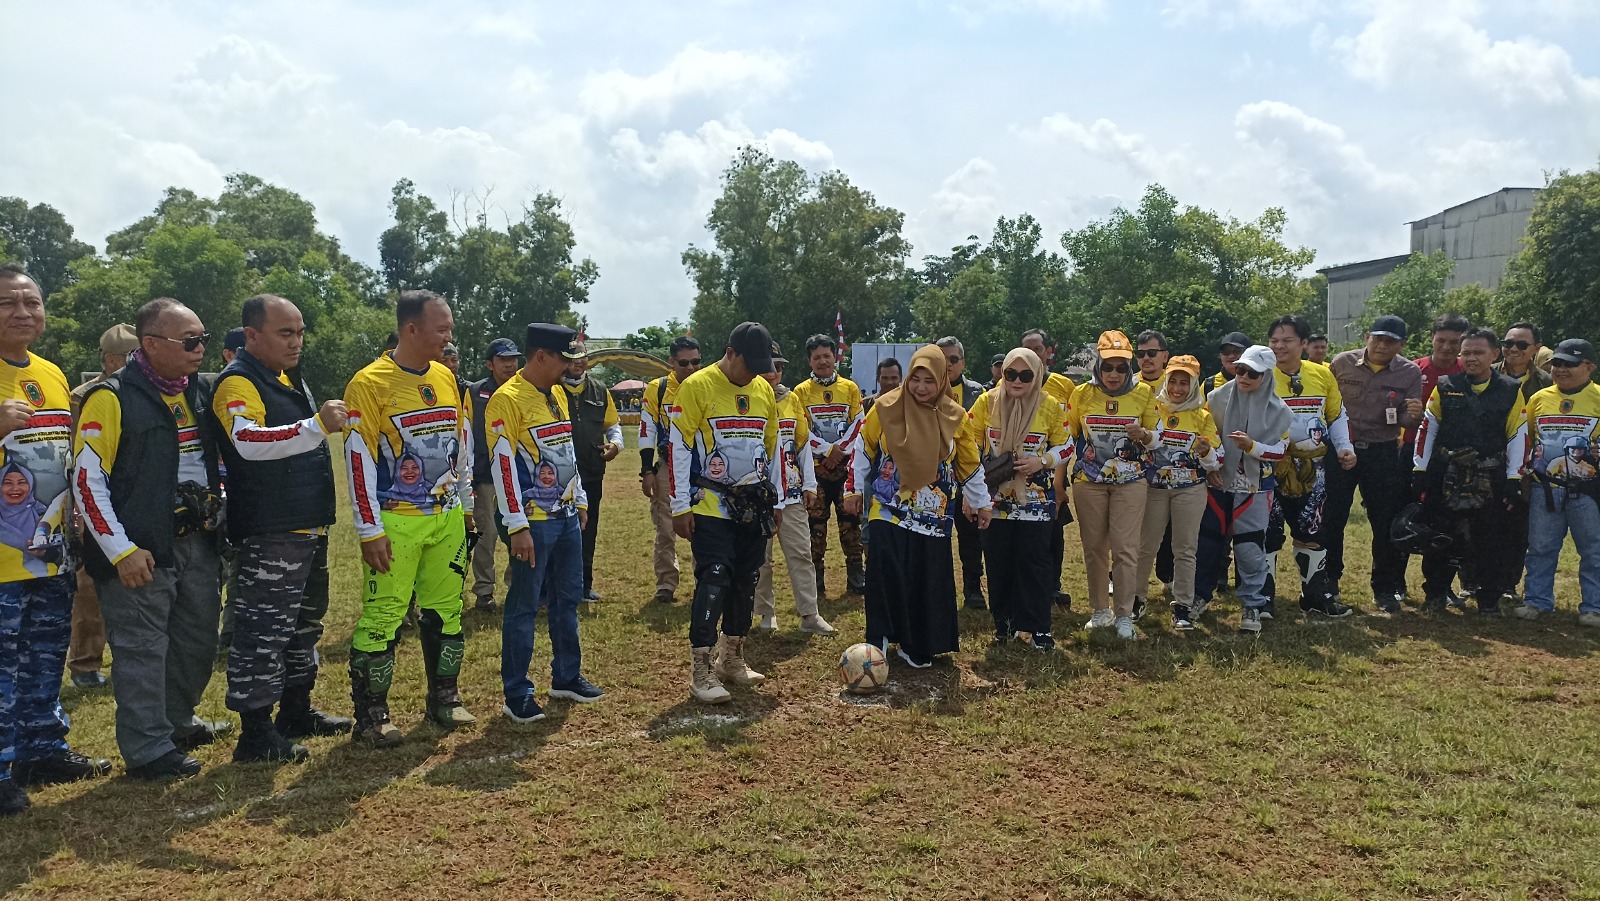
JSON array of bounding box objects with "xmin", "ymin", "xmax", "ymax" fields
[{"xmin": 1207, "ymin": 376, "xmax": 1291, "ymax": 493}]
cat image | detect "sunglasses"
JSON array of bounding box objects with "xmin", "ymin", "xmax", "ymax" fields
[
  {"xmin": 674, "ymin": 358, "xmax": 702, "ymax": 368},
  {"xmin": 1551, "ymin": 359, "xmax": 1581, "ymax": 369},
  {"xmin": 1002, "ymin": 368, "xmax": 1035, "ymax": 384},
  {"xmin": 148, "ymin": 332, "xmax": 211, "ymax": 352},
  {"xmin": 1501, "ymin": 340, "xmax": 1531, "ymax": 351},
  {"xmin": 1288, "ymin": 371, "xmax": 1303, "ymax": 396},
  {"xmin": 1234, "ymin": 366, "xmax": 1265, "ymax": 380},
  {"xmin": 946, "ymin": 355, "xmax": 962, "ymax": 365},
  {"xmin": 1100, "ymin": 362, "xmax": 1131, "ymax": 375},
  {"xmin": 1134, "ymin": 349, "xmax": 1166, "ymax": 359}
]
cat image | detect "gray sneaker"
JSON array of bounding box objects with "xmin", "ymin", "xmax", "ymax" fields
[
  {"xmin": 1512, "ymin": 605, "xmax": 1543, "ymax": 621},
  {"xmin": 1240, "ymin": 608, "xmax": 1262, "ymax": 633}
]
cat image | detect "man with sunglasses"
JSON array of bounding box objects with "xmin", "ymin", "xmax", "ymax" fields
[
  {"xmin": 1325, "ymin": 315, "xmax": 1424, "ymax": 612},
  {"xmin": 794, "ymin": 334, "xmax": 866, "ymax": 596},
  {"xmin": 1135, "ymin": 330, "xmax": 1170, "ymax": 390},
  {"xmin": 1021, "ymin": 328, "xmax": 1077, "ymax": 610},
  {"xmin": 640, "ymin": 336, "xmax": 701, "ymax": 604},
  {"xmin": 1207, "ymin": 332, "xmax": 1251, "ymax": 396},
  {"xmin": 1492, "ymin": 323, "xmax": 1551, "ymax": 602},
  {"xmin": 76, "ymin": 298, "xmax": 229, "ymax": 779},
  {"xmin": 1266, "ymin": 314, "xmax": 1356, "ymax": 618},
  {"xmin": 937, "ymin": 336, "xmax": 988, "ymax": 609}
]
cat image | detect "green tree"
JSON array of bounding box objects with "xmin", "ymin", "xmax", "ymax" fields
[
  {"xmin": 378, "ymin": 178, "xmax": 451, "ymax": 291},
  {"xmin": 43, "ymin": 256, "xmax": 156, "ymax": 378},
  {"xmin": 0, "ymin": 197, "xmax": 96, "ymax": 297},
  {"xmin": 1356, "ymin": 251, "xmax": 1453, "ymax": 357},
  {"xmin": 620, "ymin": 319, "xmax": 689, "ymax": 362},
  {"xmin": 1494, "ymin": 162, "xmax": 1600, "ymax": 345}
]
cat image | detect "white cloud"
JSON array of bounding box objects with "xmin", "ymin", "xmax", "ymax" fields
[
  {"xmin": 928, "ymin": 157, "xmax": 1003, "ymax": 229},
  {"xmin": 1016, "ymin": 114, "xmax": 1188, "ymax": 180},
  {"xmin": 460, "ymin": 11, "xmax": 540, "ymax": 44},
  {"xmin": 1162, "ymin": 0, "xmax": 1325, "ymax": 28},
  {"xmin": 609, "ymin": 118, "xmax": 834, "ymax": 183},
  {"xmin": 579, "ymin": 45, "xmax": 795, "ymax": 124}
]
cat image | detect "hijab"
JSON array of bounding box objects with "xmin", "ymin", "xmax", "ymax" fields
[
  {"xmin": 991, "ymin": 347, "xmax": 1045, "ymax": 457},
  {"xmin": 1155, "ymin": 372, "xmax": 1205, "ymax": 414},
  {"xmin": 1089, "ymin": 346, "xmax": 1138, "ymax": 398},
  {"xmin": 876, "ymin": 344, "xmax": 965, "ymax": 493},
  {"xmin": 0, "ymin": 461, "xmax": 42, "ymax": 550},
  {"xmin": 1206, "ymin": 371, "xmax": 1292, "ymax": 493}
]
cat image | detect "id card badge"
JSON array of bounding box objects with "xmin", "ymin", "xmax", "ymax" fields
[{"xmin": 1385, "ymin": 407, "xmax": 1398, "ymax": 425}]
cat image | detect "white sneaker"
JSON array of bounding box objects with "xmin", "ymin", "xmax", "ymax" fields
[
  {"xmin": 1578, "ymin": 612, "xmax": 1600, "ymax": 628},
  {"xmin": 1114, "ymin": 616, "xmax": 1134, "ymax": 640},
  {"xmin": 757, "ymin": 615, "xmax": 778, "ymax": 633},
  {"xmin": 799, "ymin": 614, "xmax": 837, "ymax": 635},
  {"xmin": 1513, "ymin": 606, "xmax": 1543, "ymax": 621},
  {"xmin": 1087, "ymin": 608, "xmax": 1115, "ymax": 629}
]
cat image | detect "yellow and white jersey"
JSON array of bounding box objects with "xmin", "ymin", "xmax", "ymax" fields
[
  {"xmin": 213, "ymin": 371, "xmax": 330, "ymax": 462},
  {"xmin": 343, "ymin": 353, "xmax": 472, "ymax": 541},
  {"xmin": 0, "ymin": 354, "xmax": 73, "ymax": 581},
  {"xmin": 639, "ymin": 373, "xmax": 683, "ymax": 451},
  {"xmin": 486, "ymin": 375, "xmax": 587, "ymax": 533},
  {"xmin": 668, "ymin": 365, "xmax": 779, "ymax": 519},
  {"xmin": 964, "ymin": 389, "xmax": 1070, "ymax": 521},
  {"xmin": 1524, "ymin": 383, "xmax": 1600, "ymax": 484},
  {"xmin": 845, "ymin": 405, "xmax": 988, "ymax": 538},
  {"xmin": 774, "ymin": 390, "xmax": 817, "ymax": 509},
  {"xmin": 1272, "ymin": 362, "xmax": 1352, "ymax": 454},
  {"xmin": 791, "ymin": 375, "xmax": 863, "ymax": 457},
  {"xmin": 1043, "ymin": 372, "xmax": 1075, "ymax": 415},
  {"xmin": 1067, "ymin": 381, "xmax": 1159, "ymax": 485},
  {"xmin": 1145, "ymin": 406, "xmax": 1222, "ymax": 489}
]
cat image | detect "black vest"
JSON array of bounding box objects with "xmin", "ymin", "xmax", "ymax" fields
[
  {"xmin": 211, "ymin": 350, "xmax": 336, "ymax": 541},
  {"xmin": 81, "ymin": 364, "xmax": 223, "ymax": 581},
  {"xmin": 568, "ymin": 377, "xmax": 611, "ymax": 482},
  {"xmin": 468, "ymin": 375, "xmax": 499, "ymax": 484},
  {"xmin": 1432, "ymin": 372, "xmax": 1521, "ymax": 464}
]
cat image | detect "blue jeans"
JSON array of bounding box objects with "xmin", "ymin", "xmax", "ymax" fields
[
  {"xmin": 501, "ymin": 515, "xmax": 583, "ymax": 701},
  {"xmin": 1524, "ymin": 487, "xmax": 1600, "ymax": 614}
]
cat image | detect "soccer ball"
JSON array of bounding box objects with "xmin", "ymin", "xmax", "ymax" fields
[{"xmin": 838, "ymin": 643, "xmax": 888, "ymax": 694}]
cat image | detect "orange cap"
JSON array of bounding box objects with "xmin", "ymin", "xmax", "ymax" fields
[
  {"xmin": 1096, "ymin": 330, "xmax": 1134, "ymax": 360},
  {"xmin": 1165, "ymin": 355, "xmax": 1201, "ymax": 379}
]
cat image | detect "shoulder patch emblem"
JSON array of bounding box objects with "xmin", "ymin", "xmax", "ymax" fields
[
  {"xmin": 171, "ymin": 403, "xmax": 187, "ymax": 424},
  {"xmin": 1168, "ymin": 415, "xmax": 1179, "ymax": 428},
  {"xmin": 419, "ymin": 384, "xmax": 438, "ymax": 406}
]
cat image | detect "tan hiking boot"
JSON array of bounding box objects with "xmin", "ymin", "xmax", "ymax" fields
[
  {"xmin": 691, "ymin": 646, "xmax": 731, "ymax": 704},
  {"xmin": 715, "ymin": 634, "xmax": 766, "ymax": 687},
  {"xmin": 353, "ymin": 722, "xmax": 404, "ymax": 747}
]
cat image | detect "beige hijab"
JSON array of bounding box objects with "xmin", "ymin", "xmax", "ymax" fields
[
  {"xmin": 991, "ymin": 347, "xmax": 1045, "ymax": 457},
  {"xmin": 876, "ymin": 344, "xmax": 966, "ymax": 492}
]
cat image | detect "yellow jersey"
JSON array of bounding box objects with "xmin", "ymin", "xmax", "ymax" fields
[
  {"xmin": 774, "ymin": 390, "xmax": 817, "ymax": 508},
  {"xmin": 791, "ymin": 375, "xmax": 863, "ymax": 461},
  {"xmin": 343, "ymin": 353, "xmax": 472, "ymax": 541},
  {"xmin": 964, "ymin": 388, "xmax": 1071, "ymax": 521},
  {"xmin": 668, "ymin": 364, "xmax": 779, "ymax": 519},
  {"xmin": 1043, "ymin": 372, "xmax": 1075, "ymax": 414},
  {"xmin": 0, "ymin": 354, "xmax": 73, "ymax": 581},
  {"xmin": 1272, "ymin": 361, "xmax": 1350, "ymax": 454},
  {"xmin": 846, "ymin": 404, "xmax": 987, "ymax": 537},
  {"xmin": 1524, "ymin": 383, "xmax": 1600, "ymax": 484},
  {"xmin": 1414, "ymin": 373, "xmax": 1526, "ymax": 478},
  {"xmin": 486, "ymin": 374, "xmax": 587, "ymax": 532},
  {"xmin": 1067, "ymin": 381, "xmax": 1159, "ymax": 484},
  {"xmin": 1146, "ymin": 405, "xmax": 1221, "ymax": 489},
  {"xmin": 639, "ymin": 372, "xmax": 683, "ymax": 452}
]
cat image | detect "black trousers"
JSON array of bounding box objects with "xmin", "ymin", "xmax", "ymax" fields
[
  {"xmin": 982, "ymin": 518, "xmax": 1054, "ymax": 635},
  {"xmin": 1048, "ymin": 495, "xmax": 1074, "ymax": 594},
  {"xmin": 953, "ymin": 507, "xmax": 984, "ymax": 595},
  {"xmin": 1323, "ymin": 442, "xmax": 1408, "ymax": 595},
  {"xmin": 580, "ymin": 475, "xmax": 603, "ymax": 591},
  {"xmin": 688, "ymin": 514, "xmax": 767, "ymax": 647},
  {"xmin": 864, "ymin": 520, "xmax": 958, "ymax": 660}
]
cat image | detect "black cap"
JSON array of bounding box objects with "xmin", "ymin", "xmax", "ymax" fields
[
  {"xmin": 486, "ymin": 337, "xmax": 520, "ymax": 359},
  {"xmin": 990, "ymin": 353, "xmax": 1004, "ymax": 367},
  {"xmin": 771, "ymin": 342, "xmax": 788, "ymax": 365},
  {"xmin": 1219, "ymin": 331, "xmax": 1250, "ymax": 350},
  {"xmin": 225, "ymin": 327, "xmax": 246, "ymax": 352},
  {"xmin": 1370, "ymin": 315, "xmax": 1407, "ymax": 341},
  {"xmin": 442, "ymin": 343, "xmax": 459, "ymax": 358},
  {"xmin": 1550, "ymin": 338, "xmax": 1594, "ymax": 366},
  {"xmin": 525, "ymin": 322, "xmax": 583, "ymax": 359},
  {"xmin": 729, "ymin": 322, "xmax": 775, "ymax": 374}
]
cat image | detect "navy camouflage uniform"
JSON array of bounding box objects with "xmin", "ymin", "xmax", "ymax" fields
[{"xmin": 0, "ymin": 576, "xmax": 76, "ymax": 783}]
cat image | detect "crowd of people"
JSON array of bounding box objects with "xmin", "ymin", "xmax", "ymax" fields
[{"xmin": 1, "ymin": 259, "xmax": 1597, "ymax": 817}]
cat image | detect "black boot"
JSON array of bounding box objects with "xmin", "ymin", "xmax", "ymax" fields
[
  {"xmin": 349, "ymin": 647, "xmax": 403, "ymax": 747},
  {"xmin": 276, "ymin": 682, "xmax": 354, "ymax": 738},
  {"xmin": 11, "ymin": 750, "xmax": 111, "ymax": 786},
  {"xmin": 0, "ymin": 780, "xmax": 27, "ymax": 816},
  {"xmin": 419, "ymin": 612, "xmax": 476, "ymax": 730},
  {"xmin": 232, "ymin": 705, "xmax": 309, "ymax": 764},
  {"xmin": 846, "ymin": 559, "xmax": 866, "ymax": 595},
  {"xmin": 815, "ymin": 567, "xmax": 826, "ymax": 599}
]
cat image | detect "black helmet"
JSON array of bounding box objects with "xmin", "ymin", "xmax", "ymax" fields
[{"xmin": 1391, "ymin": 503, "xmax": 1452, "ymax": 555}]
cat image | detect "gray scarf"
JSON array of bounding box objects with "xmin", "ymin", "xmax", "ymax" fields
[
  {"xmin": 1090, "ymin": 348, "xmax": 1138, "ymax": 398},
  {"xmin": 1207, "ymin": 379, "xmax": 1291, "ymax": 493}
]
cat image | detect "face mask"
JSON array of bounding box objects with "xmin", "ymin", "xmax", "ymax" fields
[
  {"xmin": 561, "ymin": 374, "xmax": 584, "ymax": 387},
  {"xmin": 813, "ymin": 372, "xmax": 838, "ymax": 387}
]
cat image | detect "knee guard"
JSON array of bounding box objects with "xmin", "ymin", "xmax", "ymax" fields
[
  {"xmin": 697, "ymin": 563, "xmax": 732, "ymax": 602},
  {"xmin": 1296, "ymin": 546, "xmax": 1333, "ymax": 600},
  {"xmin": 1234, "ymin": 529, "xmax": 1267, "ymax": 549}
]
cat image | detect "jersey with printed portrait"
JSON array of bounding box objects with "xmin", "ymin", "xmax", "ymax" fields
[
  {"xmin": 1067, "ymin": 382, "xmax": 1160, "ymax": 485},
  {"xmin": 1525, "ymin": 383, "xmax": 1600, "ymax": 484},
  {"xmin": 1273, "ymin": 362, "xmax": 1343, "ymax": 453},
  {"xmin": 0, "ymin": 355, "xmax": 74, "ymax": 581},
  {"xmin": 1144, "ymin": 406, "xmax": 1221, "ymax": 489},
  {"xmin": 343, "ymin": 354, "xmax": 471, "ymax": 540},
  {"xmin": 847, "ymin": 406, "xmax": 987, "ymax": 538},
  {"xmin": 668, "ymin": 365, "xmax": 779, "ymax": 519},
  {"xmin": 791, "ymin": 376, "xmax": 863, "ymax": 456},
  {"xmin": 965, "ymin": 389, "xmax": 1071, "ymax": 521},
  {"xmin": 486, "ymin": 375, "xmax": 585, "ymax": 530},
  {"xmin": 774, "ymin": 390, "xmax": 815, "ymax": 506}
]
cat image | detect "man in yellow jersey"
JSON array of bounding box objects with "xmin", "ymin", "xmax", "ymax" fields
[
  {"xmin": 1134, "ymin": 330, "xmax": 1171, "ymax": 391},
  {"xmin": 465, "ymin": 338, "xmax": 522, "ymax": 611},
  {"xmin": 794, "ymin": 334, "xmax": 865, "ymax": 596},
  {"xmin": 1411, "ymin": 327, "xmax": 1526, "ymax": 615},
  {"xmin": 1022, "ymin": 328, "xmax": 1076, "ymax": 610},
  {"xmin": 1515, "ymin": 338, "xmax": 1600, "ymax": 627},
  {"xmin": 211, "ymin": 294, "xmax": 353, "ymax": 764},
  {"xmin": 754, "ymin": 343, "xmax": 834, "ymax": 634},
  {"xmin": 1491, "ymin": 322, "xmax": 1552, "ymax": 605},
  {"xmin": 0, "ymin": 265, "xmax": 110, "ymax": 815},
  {"xmin": 488, "ymin": 323, "xmax": 605, "ymax": 723},
  {"xmin": 1208, "ymin": 332, "xmax": 1250, "ymax": 395},
  {"xmin": 65, "ymin": 323, "xmax": 139, "ymax": 690},
  {"xmin": 76, "ymin": 297, "xmax": 228, "ymax": 780},
  {"xmin": 936, "ymin": 337, "xmax": 988, "ymax": 609},
  {"xmin": 671, "ymin": 322, "xmax": 780, "ymax": 704},
  {"xmin": 343, "ymin": 290, "xmax": 475, "ymax": 745},
  {"xmin": 561, "ymin": 343, "xmax": 622, "ymax": 602},
  {"xmin": 1266, "ymin": 314, "xmax": 1356, "ymax": 618},
  {"xmin": 639, "ymin": 336, "xmax": 700, "ymax": 604}
]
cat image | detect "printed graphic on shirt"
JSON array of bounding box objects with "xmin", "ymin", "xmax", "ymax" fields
[
  {"xmin": 344, "ymin": 357, "xmax": 469, "ymax": 539},
  {"xmin": 485, "ymin": 379, "xmax": 583, "ymax": 527},
  {"xmin": 698, "ymin": 417, "xmax": 771, "ymax": 489},
  {"xmin": 1282, "ymin": 397, "xmax": 1329, "ymax": 452},
  {"xmin": 778, "ymin": 414, "xmax": 804, "ymax": 502},
  {"xmin": 0, "ymin": 358, "xmax": 73, "ymax": 580},
  {"xmin": 1145, "ymin": 423, "xmax": 1209, "ymax": 489},
  {"xmin": 1527, "ymin": 398, "xmax": 1600, "ymax": 483},
  {"xmin": 1076, "ymin": 415, "xmax": 1146, "ymax": 484},
  {"xmin": 669, "ymin": 367, "xmax": 779, "ymax": 519},
  {"xmin": 862, "ymin": 451, "xmax": 961, "ymax": 538},
  {"xmin": 169, "ymin": 393, "xmax": 209, "ymax": 486}
]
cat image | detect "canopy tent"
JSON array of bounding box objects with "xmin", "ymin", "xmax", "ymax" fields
[
  {"xmin": 612, "ymin": 379, "xmax": 647, "ymax": 391},
  {"xmin": 585, "ymin": 347, "xmax": 671, "ymax": 380}
]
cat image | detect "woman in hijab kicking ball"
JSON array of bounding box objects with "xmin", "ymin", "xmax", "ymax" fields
[
  {"xmin": 1203, "ymin": 345, "xmax": 1291, "ymax": 633},
  {"xmin": 967, "ymin": 348, "xmax": 1072, "ymax": 649},
  {"xmin": 843, "ymin": 345, "xmax": 992, "ymax": 668}
]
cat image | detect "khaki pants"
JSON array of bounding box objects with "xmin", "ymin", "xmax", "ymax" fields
[
  {"xmin": 755, "ymin": 503, "xmax": 819, "ymax": 619},
  {"xmin": 1136, "ymin": 486, "xmax": 1205, "ymax": 607},
  {"xmin": 469, "ymin": 481, "xmax": 507, "ymax": 603},
  {"xmin": 68, "ymin": 567, "xmax": 106, "ymax": 675},
  {"xmin": 649, "ymin": 474, "xmax": 680, "ymax": 594},
  {"xmin": 1073, "ymin": 480, "xmax": 1149, "ymax": 616}
]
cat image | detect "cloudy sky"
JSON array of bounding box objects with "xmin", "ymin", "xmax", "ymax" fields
[{"xmin": 5, "ymin": 0, "xmax": 1597, "ymax": 336}]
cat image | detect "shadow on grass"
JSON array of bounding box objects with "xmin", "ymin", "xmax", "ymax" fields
[
  {"xmin": 646, "ymin": 690, "xmax": 779, "ymax": 750},
  {"xmin": 633, "ymin": 594, "xmax": 693, "ymax": 635}
]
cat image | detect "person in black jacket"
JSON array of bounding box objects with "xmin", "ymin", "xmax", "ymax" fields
[
  {"xmin": 74, "ymin": 298, "xmax": 228, "ymax": 780},
  {"xmin": 561, "ymin": 344, "xmax": 622, "ymax": 601},
  {"xmin": 466, "ymin": 338, "xmax": 522, "ymax": 610},
  {"xmin": 210, "ymin": 295, "xmax": 353, "ymax": 764}
]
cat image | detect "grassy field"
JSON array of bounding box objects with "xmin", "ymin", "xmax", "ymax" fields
[{"xmin": 7, "ymin": 446, "xmax": 1600, "ymax": 900}]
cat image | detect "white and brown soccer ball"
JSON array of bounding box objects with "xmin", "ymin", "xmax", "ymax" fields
[{"xmin": 838, "ymin": 643, "xmax": 888, "ymax": 694}]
